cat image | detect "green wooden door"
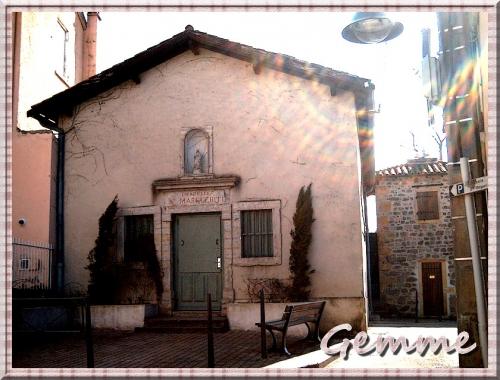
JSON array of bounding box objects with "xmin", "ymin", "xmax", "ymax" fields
[{"xmin": 174, "ymin": 213, "xmax": 222, "ymax": 311}]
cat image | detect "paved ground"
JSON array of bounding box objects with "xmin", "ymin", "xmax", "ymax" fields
[
  {"xmin": 326, "ymin": 321, "xmax": 459, "ymax": 368},
  {"xmin": 13, "ymin": 330, "xmax": 320, "ymax": 368}
]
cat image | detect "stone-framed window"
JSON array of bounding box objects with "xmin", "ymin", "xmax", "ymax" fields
[
  {"xmin": 183, "ymin": 128, "xmax": 213, "ymax": 175},
  {"xmin": 241, "ymin": 209, "xmax": 274, "ymax": 258},
  {"xmin": 233, "ymin": 200, "xmax": 282, "ymax": 266},
  {"xmin": 415, "ymin": 190, "xmax": 440, "ymax": 221},
  {"xmin": 117, "ymin": 206, "xmax": 161, "ymax": 265}
]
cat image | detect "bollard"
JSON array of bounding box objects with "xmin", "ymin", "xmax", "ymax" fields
[
  {"xmin": 207, "ymin": 293, "xmax": 215, "ymax": 368},
  {"xmin": 259, "ymin": 289, "xmax": 267, "ymax": 359}
]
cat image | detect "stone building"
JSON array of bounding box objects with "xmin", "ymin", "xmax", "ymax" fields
[
  {"xmin": 375, "ymin": 158, "xmax": 456, "ymax": 319},
  {"xmin": 27, "ymin": 26, "xmax": 375, "ymax": 331}
]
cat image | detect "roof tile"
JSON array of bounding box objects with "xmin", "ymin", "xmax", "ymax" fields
[{"xmin": 377, "ymin": 159, "xmax": 448, "ymax": 177}]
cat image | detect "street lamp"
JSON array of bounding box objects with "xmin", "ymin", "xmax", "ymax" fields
[
  {"xmin": 341, "ymin": 12, "xmax": 403, "ymax": 44},
  {"xmin": 340, "ymin": 11, "xmax": 404, "ymax": 329}
]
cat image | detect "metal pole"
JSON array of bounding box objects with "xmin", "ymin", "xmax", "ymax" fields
[
  {"xmin": 415, "ymin": 289, "xmax": 419, "ymax": 324},
  {"xmin": 85, "ymin": 300, "xmax": 95, "ymax": 368},
  {"xmin": 259, "ymin": 290, "xmax": 267, "ymax": 359},
  {"xmin": 460, "ymin": 157, "xmax": 488, "ymax": 367},
  {"xmin": 207, "ymin": 293, "xmax": 215, "ymax": 368}
]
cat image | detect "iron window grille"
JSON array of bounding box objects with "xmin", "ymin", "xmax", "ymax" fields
[
  {"xmin": 124, "ymin": 215, "xmax": 154, "ymax": 262},
  {"xmin": 241, "ymin": 209, "xmax": 273, "ymax": 258}
]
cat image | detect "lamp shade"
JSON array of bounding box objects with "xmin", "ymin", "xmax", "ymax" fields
[{"xmin": 342, "ymin": 12, "xmax": 404, "ymax": 44}]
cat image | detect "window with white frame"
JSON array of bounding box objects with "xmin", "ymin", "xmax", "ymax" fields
[
  {"xmin": 55, "ymin": 19, "xmax": 69, "ymax": 80},
  {"xmin": 19, "ymin": 258, "xmax": 30, "ymax": 270}
]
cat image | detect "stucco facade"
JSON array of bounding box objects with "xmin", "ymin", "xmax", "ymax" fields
[
  {"xmin": 29, "ymin": 28, "xmax": 374, "ymax": 331},
  {"xmin": 375, "ymin": 159, "xmax": 456, "ymax": 319},
  {"xmin": 12, "ymin": 12, "xmax": 99, "ymax": 244}
]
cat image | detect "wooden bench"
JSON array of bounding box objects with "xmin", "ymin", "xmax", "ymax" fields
[{"xmin": 256, "ymin": 300, "xmax": 326, "ymax": 356}]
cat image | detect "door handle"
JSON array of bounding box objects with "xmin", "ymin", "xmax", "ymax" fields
[
  {"xmin": 216, "ymin": 238, "xmax": 219, "ymax": 246},
  {"xmin": 180, "ymin": 240, "xmax": 184, "ymax": 247},
  {"xmin": 217, "ymin": 257, "xmax": 222, "ymax": 269}
]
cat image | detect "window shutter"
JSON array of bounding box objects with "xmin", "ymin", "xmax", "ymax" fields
[{"xmin": 416, "ymin": 191, "xmax": 439, "ymax": 220}]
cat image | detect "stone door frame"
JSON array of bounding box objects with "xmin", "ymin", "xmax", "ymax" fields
[{"xmin": 159, "ymin": 202, "xmax": 233, "ymax": 315}]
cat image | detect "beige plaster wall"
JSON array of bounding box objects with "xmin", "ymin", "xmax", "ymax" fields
[
  {"xmin": 12, "ymin": 131, "xmax": 56, "ymax": 243},
  {"xmin": 228, "ymin": 297, "xmax": 366, "ymax": 335},
  {"xmin": 60, "ymin": 49, "xmax": 366, "ymax": 316},
  {"xmin": 12, "ymin": 12, "xmax": 81, "ymax": 244},
  {"xmin": 16, "ymin": 12, "xmax": 82, "ymax": 131}
]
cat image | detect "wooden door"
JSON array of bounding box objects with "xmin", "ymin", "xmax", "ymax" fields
[
  {"xmin": 422, "ymin": 261, "xmax": 444, "ymax": 317},
  {"xmin": 174, "ymin": 213, "xmax": 222, "ymax": 311}
]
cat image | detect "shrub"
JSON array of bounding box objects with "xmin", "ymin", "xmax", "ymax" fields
[
  {"xmin": 288, "ymin": 183, "xmax": 315, "ymax": 301},
  {"xmin": 86, "ymin": 195, "xmax": 118, "ymax": 304}
]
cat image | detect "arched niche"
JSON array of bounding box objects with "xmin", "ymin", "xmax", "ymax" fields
[{"xmin": 184, "ymin": 129, "xmax": 210, "ymax": 175}]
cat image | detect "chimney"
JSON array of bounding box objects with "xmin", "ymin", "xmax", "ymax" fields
[{"xmin": 82, "ymin": 12, "xmax": 100, "ymax": 79}]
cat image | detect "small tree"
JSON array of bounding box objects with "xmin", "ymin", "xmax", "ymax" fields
[
  {"xmin": 141, "ymin": 234, "xmax": 164, "ymax": 303},
  {"xmin": 288, "ymin": 183, "xmax": 315, "ymax": 301},
  {"xmin": 86, "ymin": 195, "xmax": 118, "ymax": 304}
]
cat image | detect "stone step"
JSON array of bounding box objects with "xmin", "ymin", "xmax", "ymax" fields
[
  {"xmin": 137, "ymin": 313, "xmax": 229, "ymax": 333},
  {"xmin": 136, "ymin": 325, "xmax": 228, "ymax": 333}
]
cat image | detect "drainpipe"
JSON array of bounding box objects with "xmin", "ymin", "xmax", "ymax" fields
[
  {"xmin": 29, "ymin": 113, "xmax": 65, "ymax": 294},
  {"xmin": 55, "ymin": 132, "xmax": 65, "ymax": 294}
]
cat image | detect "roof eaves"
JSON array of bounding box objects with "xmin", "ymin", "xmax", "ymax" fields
[
  {"xmin": 28, "ymin": 29, "xmax": 191, "ymax": 123},
  {"xmin": 28, "ymin": 27, "xmax": 372, "ymax": 125},
  {"xmin": 376, "ymin": 161, "xmax": 448, "ymax": 177},
  {"xmin": 184, "ymin": 30, "xmax": 371, "ymax": 93}
]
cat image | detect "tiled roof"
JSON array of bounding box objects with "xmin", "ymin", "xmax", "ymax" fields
[{"xmin": 376, "ymin": 159, "xmax": 448, "ymax": 177}]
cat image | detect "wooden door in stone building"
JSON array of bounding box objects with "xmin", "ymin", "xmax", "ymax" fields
[
  {"xmin": 174, "ymin": 213, "xmax": 222, "ymax": 311},
  {"xmin": 422, "ymin": 261, "xmax": 444, "ymax": 317}
]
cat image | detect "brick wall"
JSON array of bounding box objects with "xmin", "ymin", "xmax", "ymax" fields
[{"xmin": 375, "ymin": 172, "xmax": 456, "ymax": 318}]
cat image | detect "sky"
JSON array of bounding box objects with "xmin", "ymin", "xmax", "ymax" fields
[{"xmin": 96, "ymin": 12, "xmax": 442, "ymax": 231}]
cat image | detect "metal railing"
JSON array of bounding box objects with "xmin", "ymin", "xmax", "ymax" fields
[{"xmin": 13, "ymin": 238, "xmax": 54, "ymax": 290}]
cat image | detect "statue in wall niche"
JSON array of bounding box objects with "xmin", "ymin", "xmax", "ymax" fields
[{"xmin": 192, "ymin": 149, "xmax": 203, "ymax": 174}]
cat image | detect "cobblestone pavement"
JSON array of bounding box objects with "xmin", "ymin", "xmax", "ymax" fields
[
  {"xmin": 326, "ymin": 324, "xmax": 459, "ymax": 368},
  {"xmin": 13, "ymin": 330, "xmax": 320, "ymax": 368}
]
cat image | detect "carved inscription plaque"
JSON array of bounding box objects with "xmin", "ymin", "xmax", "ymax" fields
[{"xmin": 166, "ymin": 190, "xmax": 226, "ymax": 207}]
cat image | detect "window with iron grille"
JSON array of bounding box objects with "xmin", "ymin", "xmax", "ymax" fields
[
  {"xmin": 124, "ymin": 215, "xmax": 154, "ymax": 262},
  {"xmin": 241, "ymin": 210, "xmax": 273, "ymax": 258},
  {"xmin": 416, "ymin": 191, "xmax": 439, "ymax": 221}
]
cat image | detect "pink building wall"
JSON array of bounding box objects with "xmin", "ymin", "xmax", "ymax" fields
[{"xmin": 12, "ymin": 12, "xmax": 99, "ymax": 245}]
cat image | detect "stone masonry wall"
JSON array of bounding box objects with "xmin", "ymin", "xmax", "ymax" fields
[{"xmin": 376, "ymin": 173, "xmax": 456, "ymax": 318}]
